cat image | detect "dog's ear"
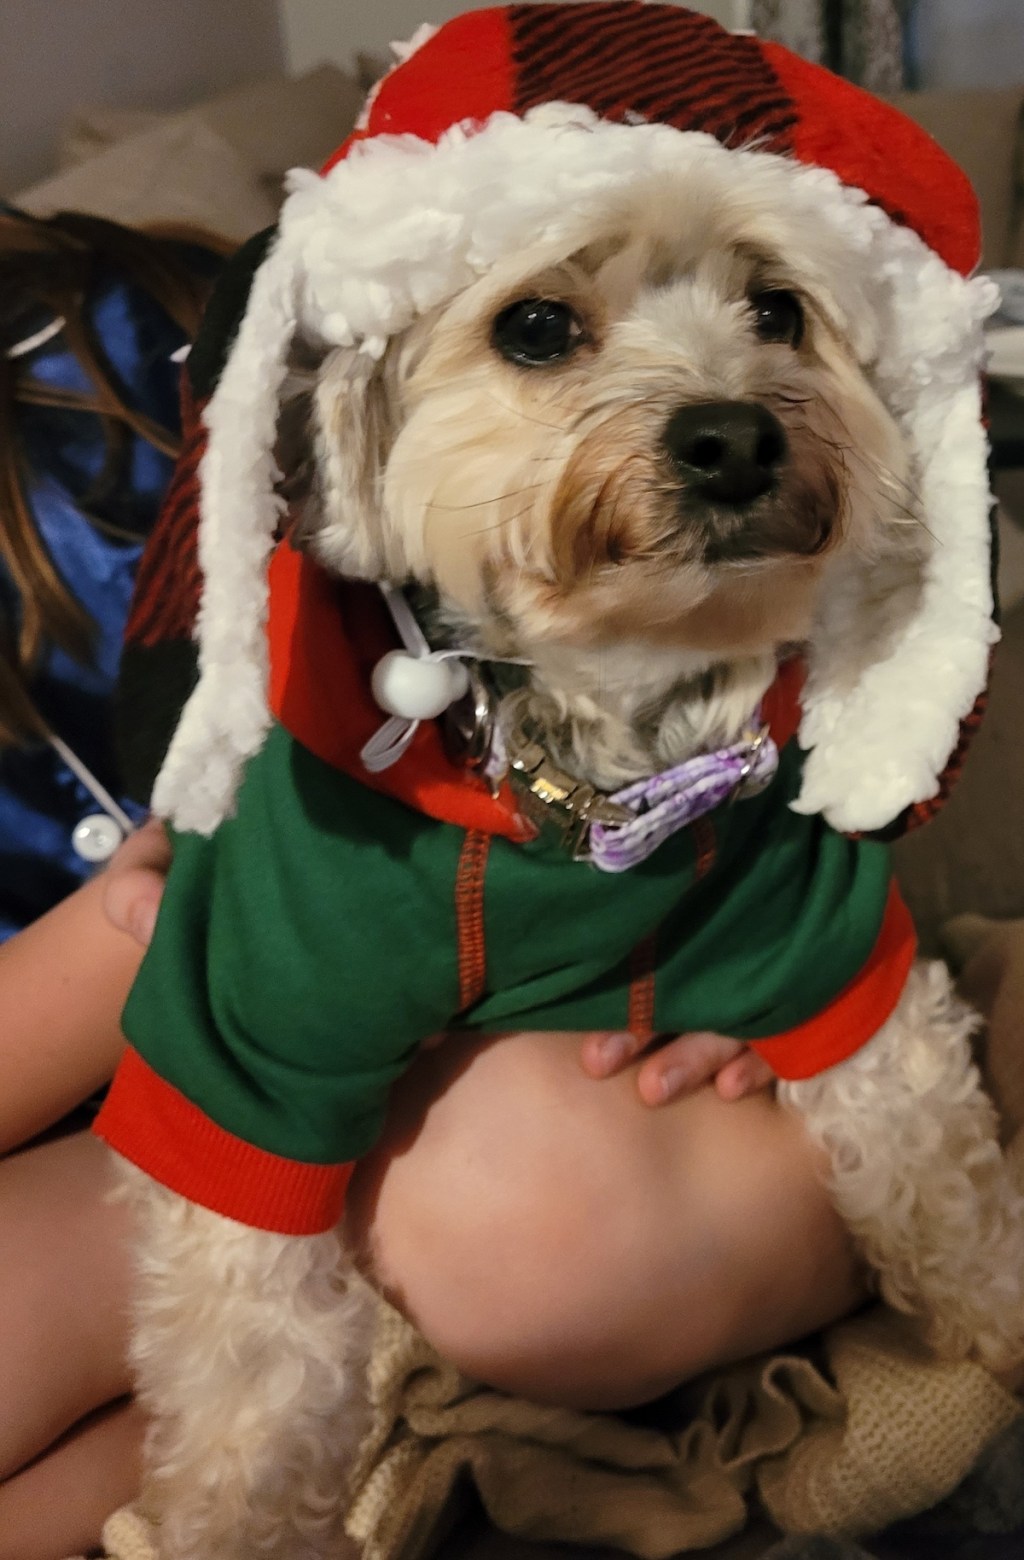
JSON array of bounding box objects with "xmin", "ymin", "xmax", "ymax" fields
[
  {"xmin": 272, "ymin": 341, "xmax": 320, "ymax": 510},
  {"xmin": 294, "ymin": 343, "xmax": 405, "ymax": 582}
]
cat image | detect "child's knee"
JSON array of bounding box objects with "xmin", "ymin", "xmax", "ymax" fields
[{"xmin": 347, "ymin": 1034, "xmax": 729, "ymax": 1405}]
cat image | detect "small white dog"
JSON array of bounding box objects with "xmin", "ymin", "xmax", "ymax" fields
[{"xmin": 95, "ymin": 8, "xmax": 1024, "ymax": 1557}]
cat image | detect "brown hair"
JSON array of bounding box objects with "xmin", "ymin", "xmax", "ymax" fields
[{"xmin": 0, "ymin": 209, "xmax": 224, "ymax": 745}]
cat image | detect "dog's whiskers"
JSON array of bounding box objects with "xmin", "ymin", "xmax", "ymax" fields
[
  {"xmin": 464, "ymin": 507, "xmax": 537, "ymax": 537},
  {"xmin": 812, "ymin": 396, "xmax": 924, "ymax": 513},
  {"xmin": 482, "ymin": 389, "xmax": 573, "ymax": 433},
  {"xmin": 428, "ymin": 482, "xmax": 547, "ymax": 514}
]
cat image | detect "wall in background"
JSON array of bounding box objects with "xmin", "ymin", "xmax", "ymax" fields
[
  {"xmin": 1, "ymin": 0, "xmax": 283, "ymax": 192},
  {"xmin": 913, "ymin": 0, "xmax": 1024, "ymax": 89},
  {"xmin": 278, "ymin": 0, "xmax": 752, "ymax": 76},
  {"xmin": 279, "ymin": 0, "xmax": 456, "ymax": 71},
  {"xmin": 697, "ymin": 0, "xmax": 753, "ymax": 29}
]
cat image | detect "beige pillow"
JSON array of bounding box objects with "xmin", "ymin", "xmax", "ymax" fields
[
  {"xmin": 15, "ymin": 119, "xmax": 277, "ymax": 244},
  {"xmin": 888, "ymin": 85, "xmax": 1024, "ymax": 268},
  {"xmin": 893, "ymin": 601, "xmax": 1024, "ymax": 953},
  {"xmin": 60, "ymin": 66, "xmax": 366, "ymax": 203},
  {"xmin": 59, "ymin": 106, "xmax": 163, "ymax": 166}
]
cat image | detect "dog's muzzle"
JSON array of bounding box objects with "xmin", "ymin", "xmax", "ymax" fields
[{"xmin": 663, "ymin": 400, "xmax": 829, "ymax": 563}]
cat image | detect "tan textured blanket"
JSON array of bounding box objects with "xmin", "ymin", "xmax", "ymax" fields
[{"xmin": 93, "ymin": 1299, "xmax": 1019, "ymax": 1560}]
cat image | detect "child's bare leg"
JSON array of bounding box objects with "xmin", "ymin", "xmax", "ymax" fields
[
  {"xmin": 0, "ymin": 1398, "xmax": 144, "ymax": 1560},
  {"xmin": 0, "ymin": 823, "xmax": 169, "ymax": 1155},
  {"xmin": 348, "ymin": 1030, "xmax": 867, "ymax": 1409},
  {"xmin": 0, "ymin": 826, "xmax": 170, "ymax": 1558},
  {"xmin": 0, "ymin": 1131, "xmax": 134, "ymax": 1480}
]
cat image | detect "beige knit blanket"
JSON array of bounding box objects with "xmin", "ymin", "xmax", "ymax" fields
[{"xmin": 93, "ymin": 1298, "xmax": 1020, "ymax": 1560}]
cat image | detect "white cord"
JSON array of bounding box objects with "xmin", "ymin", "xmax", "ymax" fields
[
  {"xmin": 378, "ymin": 580, "xmax": 432, "ymax": 657},
  {"xmin": 47, "ymin": 733, "xmax": 136, "ymax": 835},
  {"xmin": 5, "ymin": 317, "xmax": 66, "ymax": 360}
]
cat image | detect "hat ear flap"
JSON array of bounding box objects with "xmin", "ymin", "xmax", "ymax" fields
[
  {"xmin": 294, "ymin": 343, "xmax": 404, "ymax": 584},
  {"xmin": 152, "ymin": 240, "xmax": 299, "ymax": 835}
]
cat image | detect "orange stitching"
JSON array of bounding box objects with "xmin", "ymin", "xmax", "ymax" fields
[
  {"xmin": 692, "ymin": 816, "xmax": 716, "ymax": 880},
  {"xmin": 455, "ymin": 829, "xmax": 490, "ymax": 1011},
  {"xmin": 627, "ymin": 932, "xmax": 658, "ymax": 1042}
]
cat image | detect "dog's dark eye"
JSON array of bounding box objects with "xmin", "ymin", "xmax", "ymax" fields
[
  {"xmin": 750, "ymin": 290, "xmax": 805, "ymax": 349},
  {"xmin": 493, "ymin": 299, "xmax": 583, "ymax": 366}
]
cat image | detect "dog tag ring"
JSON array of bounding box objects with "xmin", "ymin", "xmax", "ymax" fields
[
  {"xmin": 443, "ymin": 663, "xmax": 497, "ymax": 772},
  {"xmin": 731, "ymin": 725, "xmax": 774, "ymax": 801}
]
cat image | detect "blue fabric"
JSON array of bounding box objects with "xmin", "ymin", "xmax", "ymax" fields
[{"xmin": 0, "ymin": 259, "xmax": 214, "ymax": 939}]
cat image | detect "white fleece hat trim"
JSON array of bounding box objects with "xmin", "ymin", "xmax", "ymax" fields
[{"xmin": 152, "ymin": 104, "xmax": 997, "ymax": 837}]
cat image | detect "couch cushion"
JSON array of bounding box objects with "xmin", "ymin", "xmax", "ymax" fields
[
  {"xmin": 15, "ymin": 119, "xmax": 278, "ymax": 243},
  {"xmin": 888, "ymin": 86, "xmax": 1024, "ymax": 268},
  {"xmin": 59, "ymin": 66, "xmax": 366, "ymax": 206}
]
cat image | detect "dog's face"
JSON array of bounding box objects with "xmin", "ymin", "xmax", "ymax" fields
[{"xmin": 304, "ymin": 167, "xmax": 910, "ymax": 668}]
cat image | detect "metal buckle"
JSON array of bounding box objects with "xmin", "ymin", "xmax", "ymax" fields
[{"xmin": 505, "ymin": 706, "xmax": 631, "ymax": 857}]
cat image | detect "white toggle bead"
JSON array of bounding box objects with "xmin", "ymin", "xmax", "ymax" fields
[
  {"xmin": 370, "ymin": 652, "xmax": 469, "ymax": 721},
  {"xmin": 72, "ymin": 812, "xmax": 124, "ymax": 863}
]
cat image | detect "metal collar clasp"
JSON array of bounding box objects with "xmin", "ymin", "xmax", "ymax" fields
[{"xmin": 504, "ymin": 708, "xmax": 631, "ymax": 858}]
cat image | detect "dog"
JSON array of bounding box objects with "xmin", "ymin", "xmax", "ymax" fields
[{"xmin": 95, "ymin": 9, "xmax": 1024, "ymax": 1556}]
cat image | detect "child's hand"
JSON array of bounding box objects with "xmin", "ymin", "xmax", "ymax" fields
[
  {"xmin": 101, "ymin": 819, "xmax": 172, "ymax": 948},
  {"xmin": 580, "ymin": 1029, "xmax": 774, "ymax": 1104}
]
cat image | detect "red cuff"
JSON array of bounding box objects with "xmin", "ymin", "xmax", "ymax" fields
[
  {"xmin": 748, "ymin": 881, "xmax": 917, "ymax": 1081},
  {"xmin": 93, "ymin": 1048, "xmax": 352, "ymax": 1235}
]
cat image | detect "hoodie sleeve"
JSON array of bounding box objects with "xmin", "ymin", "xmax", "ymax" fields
[{"xmin": 94, "ymin": 722, "xmax": 464, "ymax": 1233}]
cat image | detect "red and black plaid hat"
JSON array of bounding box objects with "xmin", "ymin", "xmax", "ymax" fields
[
  {"xmin": 149, "ymin": 3, "xmax": 997, "ymax": 841},
  {"xmin": 332, "ymin": 6, "xmax": 979, "ymax": 275}
]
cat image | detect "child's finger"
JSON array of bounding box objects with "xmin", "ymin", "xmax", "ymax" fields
[
  {"xmin": 636, "ymin": 1032, "xmax": 746, "ymax": 1106},
  {"xmin": 100, "ymin": 822, "xmax": 172, "ymax": 947},
  {"xmin": 714, "ymin": 1051, "xmax": 776, "ymax": 1101},
  {"xmin": 578, "ymin": 1031, "xmax": 645, "ymax": 1078},
  {"xmin": 102, "ymin": 868, "xmax": 167, "ymax": 948},
  {"xmin": 105, "ymin": 817, "xmax": 172, "ymax": 876}
]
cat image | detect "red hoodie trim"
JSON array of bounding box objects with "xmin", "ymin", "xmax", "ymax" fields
[
  {"xmin": 267, "ymin": 539, "xmax": 808, "ymax": 842},
  {"xmin": 267, "ymin": 540, "xmax": 532, "ymax": 841},
  {"xmin": 748, "ymin": 881, "xmax": 918, "ymax": 1081},
  {"xmin": 762, "ymin": 655, "xmax": 805, "ymax": 749},
  {"xmin": 94, "ymin": 1048, "xmax": 353, "ymax": 1235}
]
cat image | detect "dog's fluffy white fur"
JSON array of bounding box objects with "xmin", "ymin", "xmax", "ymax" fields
[
  {"xmin": 123, "ymin": 160, "xmax": 1024, "ymax": 1558},
  {"xmin": 124, "ymin": 1165, "xmax": 375, "ymax": 1556},
  {"xmin": 784, "ymin": 964, "xmax": 1024, "ymax": 1366}
]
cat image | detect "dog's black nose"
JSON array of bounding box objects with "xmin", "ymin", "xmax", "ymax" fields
[{"xmin": 663, "ymin": 401, "xmax": 787, "ymax": 505}]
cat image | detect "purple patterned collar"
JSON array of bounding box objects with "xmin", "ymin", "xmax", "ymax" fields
[
  {"xmin": 503, "ymin": 706, "xmax": 779, "ymax": 872},
  {"xmin": 587, "ymin": 725, "xmax": 778, "ymax": 872}
]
